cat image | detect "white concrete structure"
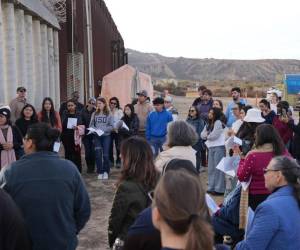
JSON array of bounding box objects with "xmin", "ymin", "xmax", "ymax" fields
[{"xmin": 0, "ymin": 0, "xmax": 61, "ymax": 108}]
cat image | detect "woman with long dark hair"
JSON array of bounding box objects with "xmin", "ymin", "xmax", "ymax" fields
[
  {"xmin": 108, "ymin": 136, "xmax": 158, "ymax": 248},
  {"xmin": 109, "ymin": 97, "xmax": 123, "ymax": 167},
  {"xmin": 119, "ymin": 104, "xmax": 139, "ymax": 141},
  {"xmin": 237, "ymin": 124, "xmax": 289, "ymax": 210},
  {"xmin": 61, "ymin": 100, "xmax": 84, "ymax": 172},
  {"xmin": 201, "ymin": 107, "xmax": 226, "ymax": 195},
  {"xmin": 15, "ymin": 104, "xmax": 38, "ymax": 137},
  {"xmin": 151, "ymin": 170, "xmax": 214, "ymax": 250},
  {"xmin": 38, "ymin": 97, "xmax": 62, "ymax": 131}
]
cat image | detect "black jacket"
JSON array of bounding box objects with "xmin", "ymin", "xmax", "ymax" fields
[
  {"xmin": 59, "ymin": 101, "xmax": 84, "ymax": 117},
  {"xmin": 15, "ymin": 118, "xmax": 38, "ymax": 137},
  {"xmin": 108, "ymin": 179, "xmax": 151, "ymax": 247},
  {"xmin": 81, "ymin": 107, "xmax": 96, "ymax": 135},
  {"xmin": 0, "ymin": 189, "xmax": 31, "ymax": 250},
  {"xmin": 119, "ymin": 114, "xmax": 139, "ymax": 138}
]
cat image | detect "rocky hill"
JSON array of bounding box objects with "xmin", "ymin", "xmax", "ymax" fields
[{"xmin": 127, "ymin": 49, "xmax": 300, "ymax": 82}]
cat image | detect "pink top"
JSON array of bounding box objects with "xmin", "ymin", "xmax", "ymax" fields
[{"xmin": 237, "ymin": 149, "xmax": 289, "ymax": 195}]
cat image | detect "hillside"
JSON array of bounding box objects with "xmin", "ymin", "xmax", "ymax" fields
[{"xmin": 127, "ymin": 49, "xmax": 300, "ymax": 82}]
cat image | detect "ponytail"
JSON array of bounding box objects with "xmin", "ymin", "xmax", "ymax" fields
[{"xmin": 185, "ymin": 216, "xmax": 214, "ymax": 250}]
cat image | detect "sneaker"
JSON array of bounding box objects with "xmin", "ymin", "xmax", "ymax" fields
[
  {"xmin": 97, "ymin": 174, "xmax": 103, "ymax": 180},
  {"xmin": 103, "ymin": 172, "xmax": 109, "ymax": 180}
]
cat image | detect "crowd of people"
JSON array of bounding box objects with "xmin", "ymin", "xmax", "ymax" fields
[{"xmin": 0, "ymin": 84, "xmax": 300, "ymax": 249}]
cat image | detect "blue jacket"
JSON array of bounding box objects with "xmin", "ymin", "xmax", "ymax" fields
[
  {"xmin": 0, "ymin": 151, "xmax": 91, "ymax": 250},
  {"xmin": 236, "ymin": 185, "xmax": 300, "ymax": 250},
  {"xmin": 225, "ymin": 99, "xmax": 247, "ymax": 127},
  {"xmin": 146, "ymin": 109, "xmax": 173, "ymax": 140}
]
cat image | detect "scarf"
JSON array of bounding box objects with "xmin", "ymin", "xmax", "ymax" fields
[{"xmin": 0, "ymin": 125, "xmax": 16, "ymax": 169}]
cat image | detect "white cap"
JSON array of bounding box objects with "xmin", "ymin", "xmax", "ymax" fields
[{"xmin": 243, "ymin": 108, "xmax": 265, "ymax": 123}]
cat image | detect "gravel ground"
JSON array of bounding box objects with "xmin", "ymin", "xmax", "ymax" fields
[{"xmin": 77, "ymin": 95, "xmax": 259, "ymax": 249}]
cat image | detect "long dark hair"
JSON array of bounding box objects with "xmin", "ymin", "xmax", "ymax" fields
[
  {"xmin": 255, "ymin": 124, "xmax": 284, "ymax": 156},
  {"xmin": 188, "ymin": 106, "xmax": 200, "ymax": 119},
  {"xmin": 26, "ymin": 123, "xmax": 60, "ymax": 151},
  {"xmin": 41, "ymin": 97, "xmax": 58, "ymax": 127},
  {"xmin": 208, "ymin": 107, "xmax": 224, "ymax": 131},
  {"xmin": 153, "ymin": 170, "xmax": 214, "ymax": 250},
  {"xmin": 21, "ymin": 104, "xmax": 38, "ymax": 122},
  {"xmin": 119, "ymin": 136, "xmax": 158, "ymax": 189}
]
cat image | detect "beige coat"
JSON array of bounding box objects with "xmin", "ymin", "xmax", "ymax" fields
[
  {"xmin": 155, "ymin": 146, "xmax": 197, "ymax": 172},
  {"xmin": 134, "ymin": 101, "xmax": 152, "ymax": 131},
  {"xmin": 9, "ymin": 97, "xmax": 27, "ymax": 124}
]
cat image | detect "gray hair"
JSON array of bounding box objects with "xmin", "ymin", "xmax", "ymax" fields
[
  {"xmin": 271, "ymin": 156, "xmax": 300, "ymax": 207},
  {"xmin": 167, "ymin": 120, "xmax": 198, "ymax": 147}
]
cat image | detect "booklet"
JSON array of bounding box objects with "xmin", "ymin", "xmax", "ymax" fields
[
  {"xmin": 114, "ymin": 120, "xmax": 130, "ymax": 131},
  {"xmin": 67, "ymin": 118, "xmax": 77, "ymax": 129},
  {"xmin": 205, "ymin": 194, "xmax": 220, "ymax": 214},
  {"xmin": 87, "ymin": 127, "xmax": 104, "ymax": 137}
]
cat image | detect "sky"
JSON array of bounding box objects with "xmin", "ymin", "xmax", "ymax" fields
[{"xmin": 105, "ymin": 0, "xmax": 300, "ymax": 60}]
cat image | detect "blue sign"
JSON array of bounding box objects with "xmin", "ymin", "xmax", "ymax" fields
[{"xmin": 285, "ymin": 74, "xmax": 300, "ymax": 94}]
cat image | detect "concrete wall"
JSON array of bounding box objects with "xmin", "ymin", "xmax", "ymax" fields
[{"xmin": 0, "ymin": 1, "xmax": 60, "ymax": 108}]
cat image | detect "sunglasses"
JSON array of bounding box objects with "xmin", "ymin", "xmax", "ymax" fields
[
  {"xmin": 89, "ymin": 102, "xmax": 96, "ymax": 105},
  {"xmin": 189, "ymin": 110, "xmax": 196, "ymax": 112},
  {"xmin": 110, "ymin": 102, "xmax": 117, "ymax": 105}
]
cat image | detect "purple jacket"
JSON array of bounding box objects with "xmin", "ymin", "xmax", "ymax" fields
[{"xmin": 195, "ymin": 99, "xmax": 213, "ymax": 121}]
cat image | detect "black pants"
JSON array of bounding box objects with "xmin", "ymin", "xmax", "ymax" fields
[
  {"xmin": 249, "ymin": 194, "xmax": 269, "ymax": 211},
  {"xmin": 109, "ymin": 132, "xmax": 120, "ymax": 164},
  {"xmin": 62, "ymin": 134, "xmax": 82, "ymax": 173},
  {"xmin": 83, "ymin": 135, "xmax": 95, "ymax": 173}
]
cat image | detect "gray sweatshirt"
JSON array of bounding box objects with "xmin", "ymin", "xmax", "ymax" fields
[{"xmin": 89, "ymin": 112, "xmax": 113, "ymax": 136}]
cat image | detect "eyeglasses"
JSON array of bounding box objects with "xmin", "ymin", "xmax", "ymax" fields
[
  {"xmin": 263, "ymin": 168, "xmax": 279, "ymax": 174},
  {"xmin": 110, "ymin": 102, "xmax": 117, "ymax": 105},
  {"xmin": 89, "ymin": 102, "xmax": 96, "ymax": 105}
]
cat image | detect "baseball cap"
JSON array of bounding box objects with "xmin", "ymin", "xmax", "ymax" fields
[
  {"xmin": 136, "ymin": 90, "xmax": 148, "ymax": 97},
  {"xmin": 17, "ymin": 86, "xmax": 26, "ymax": 92}
]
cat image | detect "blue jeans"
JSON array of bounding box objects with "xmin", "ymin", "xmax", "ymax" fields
[
  {"xmin": 149, "ymin": 136, "xmax": 166, "ymax": 157},
  {"xmin": 94, "ymin": 135, "xmax": 111, "ymax": 174}
]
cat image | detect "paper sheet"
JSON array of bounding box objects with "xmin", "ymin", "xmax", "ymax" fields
[
  {"xmin": 53, "ymin": 142, "xmax": 60, "ymax": 152},
  {"xmin": 225, "ymin": 136, "xmax": 243, "ymax": 148},
  {"xmin": 67, "ymin": 118, "xmax": 77, "ymax": 129},
  {"xmin": 216, "ymin": 156, "xmax": 239, "ymax": 177},
  {"xmin": 87, "ymin": 127, "xmax": 104, "ymax": 137},
  {"xmin": 121, "ymin": 121, "xmax": 129, "ymax": 131},
  {"xmin": 205, "ymin": 194, "xmax": 220, "ymax": 213},
  {"xmin": 238, "ymin": 176, "xmax": 252, "ymax": 191}
]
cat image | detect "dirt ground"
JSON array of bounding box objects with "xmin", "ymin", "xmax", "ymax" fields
[{"xmin": 77, "ymin": 96, "xmax": 258, "ymax": 249}]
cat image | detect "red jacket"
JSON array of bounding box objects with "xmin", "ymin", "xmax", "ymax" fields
[
  {"xmin": 237, "ymin": 146, "xmax": 289, "ymax": 195},
  {"xmin": 273, "ymin": 116, "xmax": 293, "ymax": 144}
]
